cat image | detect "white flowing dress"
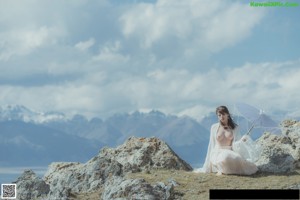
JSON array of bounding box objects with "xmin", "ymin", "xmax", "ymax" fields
[{"xmin": 195, "ymin": 123, "xmax": 260, "ymax": 175}]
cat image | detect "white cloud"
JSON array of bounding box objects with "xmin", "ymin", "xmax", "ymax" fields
[
  {"xmin": 75, "ymin": 38, "xmax": 96, "ymax": 51},
  {"xmin": 203, "ymin": 3, "xmax": 265, "ymax": 52},
  {"xmin": 178, "ymin": 105, "xmax": 214, "ymax": 121},
  {"xmin": 0, "ymin": 0, "xmax": 266, "ymax": 77},
  {"xmin": 92, "ymin": 41, "xmax": 130, "ymax": 63},
  {"xmin": 0, "ymin": 26, "xmax": 65, "ymax": 61},
  {"xmin": 0, "ymin": 59, "xmax": 299, "ymax": 119},
  {"xmin": 0, "ymin": 0, "xmax": 298, "ymax": 121},
  {"xmin": 107, "ymin": 60, "xmax": 300, "ymax": 119},
  {"xmin": 120, "ymin": 0, "xmax": 265, "ymax": 54}
]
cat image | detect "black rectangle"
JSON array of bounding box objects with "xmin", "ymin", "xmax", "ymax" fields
[{"xmin": 209, "ymin": 189, "xmax": 300, "ymax": 199}]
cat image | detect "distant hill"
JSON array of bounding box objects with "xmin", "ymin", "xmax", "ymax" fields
[
  {"xmin": 45, "ymin": 110, "xmax": 210, "ymax": 166},
  {"xmin": 0, "ymin": 104, "xmax": 290, "ymax": 167},
  {"xmin": 0, "ymin": 120, "xmax": 101, "ymax": 167},
  {"xmin": 0, "ymin": 105, "xmax": 210, "ymax": 167}
]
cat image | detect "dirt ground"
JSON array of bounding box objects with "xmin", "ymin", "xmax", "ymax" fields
[
  {"xmin": 71, "ymin": 169, "xmax": 300, "ymax": 199},
  {"xmin": 126, "ymin": 169, "xmax": 300, "ymax": 200}
]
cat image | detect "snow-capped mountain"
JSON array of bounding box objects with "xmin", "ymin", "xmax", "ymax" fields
[
  {"xmin": 46, "ymin": 109, "xmax": 210, "ymax": 165},
  {"xmin": 2, "ymin": 104, "xmax": 297, "ymax": 168},
  {"xmin": 0, "ymin": 105, "xmax": 211, "ymax": 167},
  {"xmin": 0, "ymin": 105, "xmax": 67, "ymax": 123}
]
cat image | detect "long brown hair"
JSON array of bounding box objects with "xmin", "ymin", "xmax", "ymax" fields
[{"xmin": 216, "ymin": 106, "xmax": 237, "ymax": 130}]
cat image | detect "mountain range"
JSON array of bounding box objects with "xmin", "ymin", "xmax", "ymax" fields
[
  {"xmin": 1, "ymin": 104, "xmax": 294, "ymax": 168},
  {"xmin": 0, "ymin": 105, "xmax": 210, "ymax": 168}
]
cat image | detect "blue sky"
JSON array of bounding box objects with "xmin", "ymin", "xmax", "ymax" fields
[{"xmin": 0, "ymin": 0, "xmax": 299, "ymax": 119}]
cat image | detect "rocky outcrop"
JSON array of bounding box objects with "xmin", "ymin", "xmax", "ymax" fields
[
  {"xmin": 102, "ymin": 176, "xmax": 175, "ymax": 200},
  {"xmin": 43, "ymin": 158, "xmax": 123, "ymax": 200},
  {"xmin": 13, "ymin": 170, "xmax": 49, "ymax": 200},
  {"xmin": 13, "ymin": 121, "xmax": 300, "ymax": 199},
  {"xmin": 99, "ymin": 137, "xmax": 193, "ymax": 173},
  {"xmin": 255, "ymin": 119, "xmax": 300, "ymax": 173},
  {"xmin": 14, "ymin": 136, "xmax": 191, "ymax": 199}
]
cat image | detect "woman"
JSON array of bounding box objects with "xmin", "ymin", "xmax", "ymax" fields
[{"xmin": 196, "ymin": 106, "xmax": 259, "ymax": 175}]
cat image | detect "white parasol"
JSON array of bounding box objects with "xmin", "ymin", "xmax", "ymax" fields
[{"xmin": 234, "ymin": 102, "xmax": 280, "ymax": 138}]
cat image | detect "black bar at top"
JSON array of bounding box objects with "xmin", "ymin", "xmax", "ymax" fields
[{"xmin": 209, "ymin": 189, "xmax": 300, "ymax": 199}]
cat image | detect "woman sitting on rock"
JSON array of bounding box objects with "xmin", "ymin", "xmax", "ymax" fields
[{"xmin": 195, "ymin": 105, "xmax": 260, "ymax": 175}]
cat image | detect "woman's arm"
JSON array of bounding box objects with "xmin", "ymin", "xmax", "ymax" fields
[
  {"xmin": 201, "ymin": 123, "xmax": 217, "ymax": 173},
  {"xmin": 232, "ymin": 126, "xmax": 261, "ymax": 162}
]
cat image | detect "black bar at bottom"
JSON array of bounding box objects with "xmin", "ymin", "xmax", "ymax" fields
[{"xmin": 210, "ymin": 189, "xmax": 300, "ymax": 199}]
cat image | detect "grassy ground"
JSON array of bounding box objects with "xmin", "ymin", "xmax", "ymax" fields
[
  {"xmin": 126, "ymin": 169, "xmax": 300, "ymax": 200},
  {"xmin": 71, "ymin": 169, "xmax": 300, "ymax": 199}
]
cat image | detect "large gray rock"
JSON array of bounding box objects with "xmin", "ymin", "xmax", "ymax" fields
[
  {"xmin": 102, "ymin": 176, "xmax": 174, "ymax": 200},
  {"xmin": 41, "ymin": 136, "xmax": 191, "ymax": 199},
  {"xmin": 44, "ymin": 158, "xmax": 122, "ymax": 200},
  {"xmin": 255, "ymin": 120, "xmax": 300, "ymax": 173},
  {"xmin": 99, "ymin": 136, "xmax": 193, "ymax": 173},
  {"xmin": 13, "ymin": 169, "xmax": 49, "ymax": 200}
]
